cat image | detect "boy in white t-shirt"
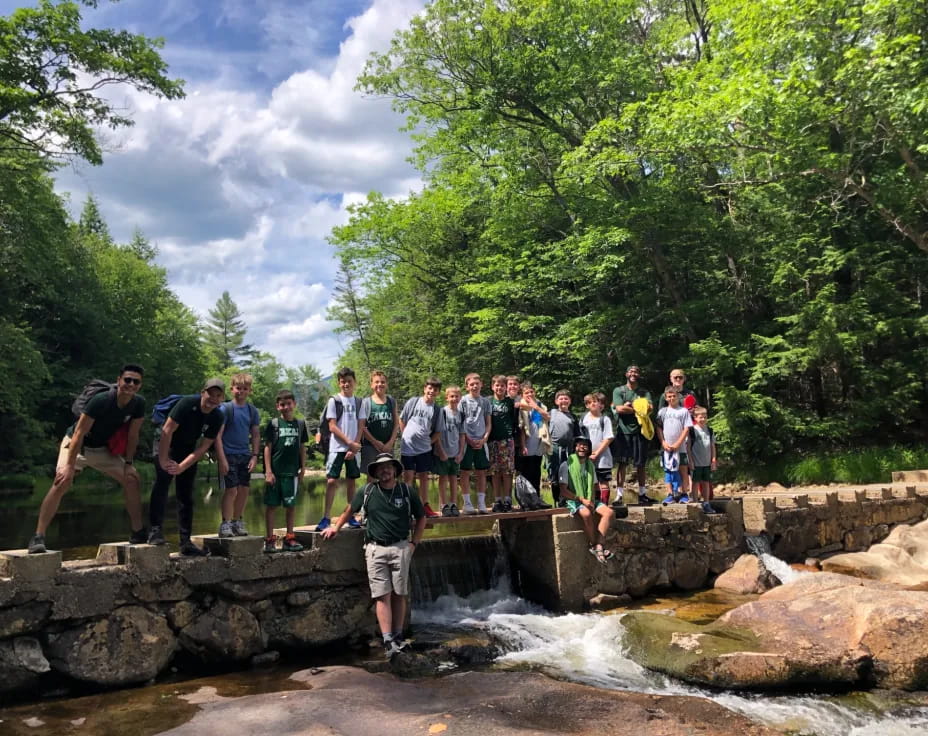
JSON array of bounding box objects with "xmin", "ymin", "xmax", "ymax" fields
[
  {"xmin": 657, "ymin": 387, "xmax": 693, "ymax": 505},
  {"xmin": 316, "ymin": 367, "xmax": 368, "ymax": 531},
  {"xmin": 580, "ymin": 392, "xmax": 616, "ymax": 507}
]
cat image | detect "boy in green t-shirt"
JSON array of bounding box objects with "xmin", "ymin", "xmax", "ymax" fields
[
  {"xmin": 488, "ymin": 374, "xmax": 518, "ymax": 513},
  {"xmin": 263, "ymin": 390, "xmax": 308, "ymax": 552}
]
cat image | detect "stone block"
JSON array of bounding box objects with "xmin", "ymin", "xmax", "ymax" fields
[
  {"xmin": 178, "ymin": 556, "xmax": 231, "ymax": 586},
  {"xmin": 905, "ymin": 486, "xmax": 917, "ymax": 498},
  {"xmin": 843, "ymin": 527, "xmax": 872, "ymax": 552},
  {"xmin": 742, "ymin": 497, "xmax": 776, "ymax": 534},
  {"xmin": 51, "ymin": 566, "xmax": 129, "ymax": 620},
  {"xmin": 793, "ymin": 494, "xmax": 809, "ymax": 508},
  {"xmin": 891, "ymin": 470, "xmax": 928, "ymax": 483},
  {"xmin": 880, "ymin": 487, "xmax": 894, "ymax": 500},
  {"xmin": 97, "ymin": 543, "xmax": 170, "ymax": 576},
  {"xmin": 642, "ymin": 507, "xmax": 662, "ymax": 524},
  {"xmin": 0, "ymin": 550, "xmax": 61, "ymax": 582},
  {"xmin": 304, "ymin": 529, "xmax": 365, "ymax": 573},
  {"xmin": 686, "ymin": 505, "xmax": 705, "ymax": 522},
  {"xmin": 191, "ymin": 535, "xmax": 264, "ymax": 558},
  {"xmin": 855, "ymin": 490, "xmax": 868, "ymax": 503}
]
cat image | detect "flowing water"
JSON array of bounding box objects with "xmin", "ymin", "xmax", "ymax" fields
[{"xmin": 414, "ymin": 579, "xmax": 928, "ymax": 735}]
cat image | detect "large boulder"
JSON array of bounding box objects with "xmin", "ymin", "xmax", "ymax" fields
[
  {"xmin": 0, "ymin": 637, "xmax": 50, "ymax": 691},
  {"xmin": 714, "ymin": 554, "xmax": 778, "ymax": 595},
  {"xmin": 263, "ymin": 588, "xmax": 372, "ymax": 647},
  {"xmin": 821, "ymin": 519, "xmax": 928, "ymax": 589},
  {"xmin": 623, "ymin": 572, "xmax": 928, "ymax": 690},
  {"xmin": 179, "ymin": 600, "xmax": 264, "ymax": 662},
  {"xmin": 46, "ymin": 605, "xmax": 176, "ymax": 685}
]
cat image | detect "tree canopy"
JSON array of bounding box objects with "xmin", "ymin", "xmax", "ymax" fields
[{"xmin": 329, "ymin": 0, "xmax": 928, "ymax": 464}]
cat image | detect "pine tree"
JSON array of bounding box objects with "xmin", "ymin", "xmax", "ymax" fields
[{"xmin": 202, "ymin": 291, "xmax": 256, "ymax": 371}]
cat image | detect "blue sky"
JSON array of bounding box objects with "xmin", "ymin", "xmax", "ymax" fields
[{"xmin": 4, "ymin": 0, "xmax": 425, "ymax": 373}]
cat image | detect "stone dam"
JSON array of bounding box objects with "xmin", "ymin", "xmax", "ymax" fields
[{"xmin": 1, "ymin": 479, "xmax": 926, "ymax": 696}]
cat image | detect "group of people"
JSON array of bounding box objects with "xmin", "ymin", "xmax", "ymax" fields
[{"xmin": 25, "ymin": 361, "xmax": 718, "ymax": 659}]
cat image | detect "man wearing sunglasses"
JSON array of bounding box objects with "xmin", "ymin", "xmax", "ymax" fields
[{"xmin": 28, "ymin": 364, "xmax": 147, "ymax": 553}]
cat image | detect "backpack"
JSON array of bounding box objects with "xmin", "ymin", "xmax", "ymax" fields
[
  {"xmin": 514, "ymin": 473, "xmax": 544, "ymax": 510},
  {"xmin": 223, "ymin": 400, "xmax": 259, "ymax": 429},
  {"xmin": 402, "ymin": 396, "xmax": 442, "ymax": 434},
  {"xmin": 150, "ymin": 393, "xmax": 193, "ymax": 455},
  {"xmin": 72, "ymin": 379, "xmax": 116, "ymax": 418},
  {"xmin": 318, "ymin": 396, "xmax": 362, "ymax": 451}
]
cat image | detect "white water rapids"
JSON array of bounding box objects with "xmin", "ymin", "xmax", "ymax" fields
[{"xmin": 414, "ymin": 584, "xmax": 928, "ymax": 736}]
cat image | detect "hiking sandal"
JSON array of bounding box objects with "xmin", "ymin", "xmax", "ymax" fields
[
  {"xmin": 602, "ymin": 548, "xmax": 615, "ymax": 562},
  {"xmin": 589, "ymin": 545, "xmax": 607, "ymax": 564}
]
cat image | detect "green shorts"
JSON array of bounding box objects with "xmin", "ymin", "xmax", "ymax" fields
[
  {"xmin": 679, "ymin": 452, "xmax": 689, "ymax": 467},
  {"xmin": 326, "ymin": 451, "xmax": 361, "ymax": 479},
  {"xmin": 566, "ymin": 498, "xmax": 606, "ymax": 515},
  {"xmin": 265, "ymin": 475, "xmax": 299, "ymax": 507},
  {"xmin": 433, "ymin": 457, "xmax": 460, "ymax": 476},
  {"xmin": 460, "ymin": 445, "xmax": 489, "ymax": 471},
  {"xmin": 692, "ymin": 466, "xmax": 713, "ymax": 483}
]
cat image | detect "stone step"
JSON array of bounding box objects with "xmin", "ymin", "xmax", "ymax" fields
[
  {"xmin": 96, "ymin": 542, "xmax": 169, "ymax": 573},
  {"xmin": 0, "ymin": 549, "xmax": 61, "ymax": 580},
  {"xmin": 190, "ymin": 534, "xmax": 264, "ymax": 557}
]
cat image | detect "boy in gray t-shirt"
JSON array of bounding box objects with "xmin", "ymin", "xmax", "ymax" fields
[
  {"xmin": 458, "ymin": 373, "xmax": 492, "ymax": 513},
  {"xmin": 657, "ymin": 387, "xmax": 693, "ymax": 504},
  {"xmin": 399, "ymin": 377, "xmax": 444, "ymax": 517},
  {"xmin": 580, "ymin": 392, "xmax": 615, "ymax": 506},
  {"xmin": 435, "ymin": 386, "xmax": 466, "ymax": 516}
]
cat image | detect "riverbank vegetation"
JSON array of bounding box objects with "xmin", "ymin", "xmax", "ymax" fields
[{"xmin": 328, "ymin": 0, "xmax": 928, "ymax": 469}]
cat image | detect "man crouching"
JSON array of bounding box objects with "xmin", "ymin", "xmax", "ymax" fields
[{"xmin": 322, "ymin": 452, "xmax": 426, "ymax": 658}]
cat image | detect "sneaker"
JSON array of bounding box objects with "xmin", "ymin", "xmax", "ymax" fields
[
  {"xmin": 383, "ymin": 639, "xmax": 403, "ymax": 660},
  {"xmin": 392, "ymin": 637, "xmax": 410, "ymax": 652},
  {"xmin": 477, "ymin": 503, "xmax": 489, "ymax": 514},
  {"xmin": 535, "ymin": 501, "xmax": 552, "ymax": 509},
  {"xmin": 264, "ymin": 536, "xmax": 278, "ymax": 553},
  {"xmin": 282, "ymin": 534, "xmax": 304, "ymax": 552},
  {"xmin": 218, "ymin": 520, "xmax": 234, "ymax": 538},
  {"xmin": 491, "ymin": 499, "xmax": 505, "ymax": 514},
  {"xmin": 27, "ymin": 534, "xmax": 46, "ymax": 554},
  {"xmin": 148, "ymin": 526, "xmax": 166, "ymax": 545},
  {"xmin": 179, "ymin": 540, "xmax": 209, "ymax": 557},
  {"xmin": 679, "ymin": 494, "xmax": 690, "ymax": 504},
  {"xmin": 610, "ymin": 498, "xmax": 625, "ymax": 509},
  {"xmin": 501, "ymin": 497, "xmax": 513, "ymax": 512},
  {"xmin": 231, "ymin": 519, "xmax": 248, "ymax": 536},
  {"xmin": 423, "ymin": 503, "xmax": 440, "ymax": 518},
  {"xmin": 347, "ymin": 517, "xmax": 362, "ymax": 528},
  {"xmin": 638, "ymin": 494, "xmax": 654, "ymax": 506},
  {"xmin": 441, "ymin": 504, "xmax": 453, "ymax": 517},
  {"xmin": 129, "ymin": 527, "xmax": 148, "ymax": 545},
  {"xmin": 449, "ymin": 503, "xmax": 460, "ymax": 517},
  {"xmin": 701, "ymin": 501, "xmax": 716, "ymax": 514},
  {"xmin": 662, "ymin": 493, "xmax": 676, "ymax": 506},
  {"xmin": 315, "ymin": 517, "xmax": 331, "ymax": 532},
  {"xmin": 462, "ymin": 502, "xmax": 477, "ymax": 515}
]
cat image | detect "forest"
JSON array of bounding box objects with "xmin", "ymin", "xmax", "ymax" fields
[
  {"xmin": 328, "ymin": 0, "xmax": 928, "ymax": 466},
  {"xmin": 2, "ymin": 0, "xmax": 927, "ymax": 476}
]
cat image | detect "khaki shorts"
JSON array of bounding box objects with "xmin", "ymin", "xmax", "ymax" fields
[
  {"xmin": 364, "ymin": 540, "xmax": 413, "ymax": 598},
  {"xmin": 58, "ymin": 435, "xmax": 135, "ymax": 482}
]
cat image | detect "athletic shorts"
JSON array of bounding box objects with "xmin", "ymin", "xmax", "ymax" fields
[
  {"xmin": 678, "ymin": 452, "xmax": 689, "ymax": 467},
  {"xmin": 692, "ymin": 466, "xmax": 713, "ymax": 483},
  {"xmin": 433, "ymin": 457, "xmax": 460, "ymax": 477},
  {"xmin": 664, "ymin": 470, "xmax": 682, "ymax": 493},
  {"xmin": 326, "ymin": 451, "xmax": 361, "ymax": 479},
  {"xmin": 360, "ymin": 444, "xmax": 384, "ymax": 475},
  {"xmin": 223, "ymin": 454, "xmax": 252, "ymax": 488},
  {"xmin": 57, "ymin": 435, "xmax": 135, "ymax": 481},
  {"xmin": 488, "ymin": 438, "xmax": 515, "ymax": 474},
  {"xmin": 566, "ymin": 499, "xmax": 607, "ymax": 515},
  {"xmin": 595, "ymin": 467, "xmax": 612, "ymax": 484},
  {"xmin": 264, "ymin": 475, "xmax": 299, "ymax": 507},
  {"xmin": 460, "ymin": 445, "xmax": 490, "ymax": 471},
  {"xmin": 365, "ymin": 540, "xmax": 413, "ymax": 597},
  {"xmin": 612, "ymin": 431, "xmax": 648, "ymax": 468},
  {"xmin": 402, "ymin": 452, "xmax": 433, "ymax": 474}
]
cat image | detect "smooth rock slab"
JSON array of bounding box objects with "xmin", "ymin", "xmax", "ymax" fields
[{"xmin": 46, "ymin": 605, "xmax": 176, "ymax": 685}]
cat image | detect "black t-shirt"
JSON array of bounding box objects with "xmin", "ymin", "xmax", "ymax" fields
[
  {"xmin": 68, "ymin": 390, "xmax": 145, "ymax": 448},
  {"xmin": 167, "ymin": 395, "xmax": 224, "ymax": 458}
]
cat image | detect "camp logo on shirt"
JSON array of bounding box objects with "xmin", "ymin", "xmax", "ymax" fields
[{"xmin": 394, "ymin": 497, "xmax": 404, "ymax": 508}]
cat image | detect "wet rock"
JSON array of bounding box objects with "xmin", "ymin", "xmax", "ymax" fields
[
  {"xmin": 624, "ymin": 550, "xmax": 662, "ymax": 597},
  {"xmin": 389, "ymin": 650, "xmax": 448, "ymax": 677},
  {"xmin": 264, "ymin": 588, "xmax": 373, "ymax": 647},
  {"xmin": 589, "ymin": 593, "xmax": 632, "ymax": 611},
  {"xmin": 625, "ymin": 571, "xmax": 928, "ymax": 690},
  {"xmin": 714, "ymin": 554, "xmax": 777, "ymax": 595},
  {"xmin": 179, "ymin": 600, "xmax": 264, "ymax": 662},
  {"xmin": 442, "ymin": 635, "xmax": 498, "ymax": 665},
  {"xmin": 286, "ymin": 591, "xmax": 312, "ymax": 607},
  {"xmin": 46, "ymin": 605, "xmax": 176, "ymax": 685},
  {"xmin": 0, "ymin": 600, "xmax": 51, "ymax": 637},
  {"xmin": 0, "ymin": 636, "xmax": 50, "ymax": 691},
  {"xmin": 165, "ymin": 600, "xmax": 199, "ymax": 630},
  {"xmin": 250, "ymin": 650, "xmax": 280, "ymax": 667},
  {"xmin": 670, "ymin": 550, "xmax": 710, "ymax": 590}
]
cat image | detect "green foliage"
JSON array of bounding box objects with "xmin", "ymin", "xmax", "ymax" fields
[
  {"xmin": 329, "ymin": 0, "xmax": 928, "ymax": 469},
  {"xmin": 0, "ymin": 0, "xmax": 184, "ymax": 164}
]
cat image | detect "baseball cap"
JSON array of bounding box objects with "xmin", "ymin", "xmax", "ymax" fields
[{"xmin": 203, "ymin": 377, "xmax": 226, "ymax": 393}]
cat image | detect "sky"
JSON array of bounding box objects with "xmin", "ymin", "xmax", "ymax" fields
[{"xmin": 6, "ymin": 0, "xmax": 427, "ymax": 374}]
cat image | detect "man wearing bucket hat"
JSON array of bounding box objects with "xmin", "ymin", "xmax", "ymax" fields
[{"xmin": 321, "ymin": 452, "xmax": 426, "ymax": 659}]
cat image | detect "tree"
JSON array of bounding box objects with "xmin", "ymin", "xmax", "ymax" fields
[
  {"xmin": 202, "ymin": 291, "xmax": 256, "ymax": 372},
  {"xmin": 0, "ymin": 0, "xmax": 184, "ymax": 164},
  {"xmin": 284, "ymin": 363, "xmax": 328, "ymax": 420}
]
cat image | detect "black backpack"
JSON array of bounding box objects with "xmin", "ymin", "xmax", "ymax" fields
[
  {"xmin": 72, "ymin": 379, "xmax": 116, "ymax": 418},
  {"xmin": 318, "ymin": 396, "xmax": 362, "ymax": 451}
]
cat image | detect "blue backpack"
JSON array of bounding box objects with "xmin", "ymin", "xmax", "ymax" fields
[{"xmin": 151, "ymin": 394, "xmax": 190, "ymax": 425}]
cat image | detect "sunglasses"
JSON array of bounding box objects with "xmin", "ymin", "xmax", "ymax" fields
[{"xmin": 122, "ymin": 377, "xmax": 142, "ymax": 385}]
